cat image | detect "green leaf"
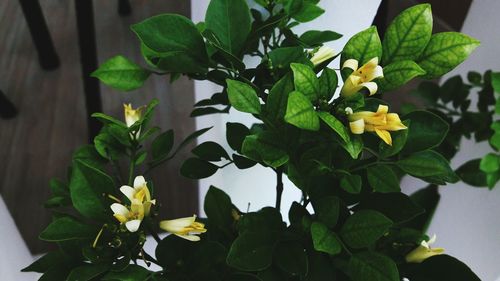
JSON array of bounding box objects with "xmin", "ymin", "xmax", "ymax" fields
[
  {"xmin": 202, "ymin": 29, "xmax": 246, "ymax": 71},
  {"xmin": 22, "ymin": 251, "xmax": 66, "ymax": 273},
  {"xmin": 367, "ymin": 165, "xmax": 400, "ymax": 193},
  {"xmin": 39, "ymin": 265, "xmax": 72, "ymax": 281},
  {"xmin": 242, "ymin": 133, "xmax": 289, "ymax": 168},
  {"xmin": 379, "ymin": 120, "xmax": 409, "ymax": 158},
  {"xmin": 233, "ymin": 154, "xmax": 257, "ymax": 169},
  {"xmin": 340, "ymin": 210, "xmax": 392, "ymax": 249},
  {"xmin": 70, "ymin": 160, "xmax": 114, "ymax": 220},
  {"xmin": 492, "ymin": 72, "xmax": 500, "ymax": 93},
  {"xmin": 205, "ymin": 0, "xmax": 251, "ymax": 55},
  {"xmin": 403, "ymin": 111, "xmax": 448, "ymax": 154},
  {"xmin": 102, "ymin": 265, "xmax": 151, "ymax": 281},
  {"xmin": 480, "ymin": 153, "xmax": 500, "ymax": 173},
  {"xmin": 151, "ymin": 130, "xmax": 174, "ymax": 162},
  {"xmin": 348, "ymin": 252, "xmax": 399, "ymax": 281},
  {"xmin": 300, "ymin": 30, "xmax": 343, "ymax": 47},
  {"xmin": 131, "ymin": 14, "xmax": 209, "ymax": 74},
  {"xmin": 397, "ymin": 150, "xmax": 458, "ymax": 183},
  {"xmin": 407, "ymin": 185, "xmax": 440, "ymax": 232},
  {"xmin": 340, "ymin": 174, "xmax": 362, "ymax": 194},
  {"xmin": 267, "ymin": 47, "xmax": 310, "ymax": 73},
  {"xmin": 382, "ymin": 4, "xmax": 433, "ymax": 65},
  {"xmin": 313, "ymin": 196, "xmax": 340, "ymax": 228},
  {"xmin": 266, "ymin": 74, "xmax": 294, "ymax": 122},
  {"xmin": 378, "ymin": 60, "xmax": 426, "ymax": 91},
  {"xmin": 293, "ymin": 3, "xmax": 325, "ymax": 23},
  {"xmin": 40, "ymin": 217, "xmax": 97, "ymax": 242},
  {"xmin": 456, "ymin": 159, "xmax": 488, "ymax": 187},
  {"xmin": 192, "ymin": 141, "xmax": 230, "ymax": 161},
  {"xmin": 227, "ymin": 231, "xmax": 278, "ymax": 271},
  {"xmin": 310, "ymin": 222, "xmax": 342, "ymax": 255},
  {"xmin": 317, "ymin": 111, "xmax": 349, "ymax": 143},
  {"xmin": 342, "ymin": 134, "xmax": 364, "ymax": 159},
  {"xmin": 318, "ymin": 68, "xmax": 338, "ymax": 100},
  {"xmin": 227, "ymin": 122, "xmax": 251, "ymax": 153},
  {"xmin": 408, "ymin": 255, "xmax": 481, "ymax": 281},
  {"xmin": 204, "ymin": 186, "xmax": 234, "ymax": 231},
  {"xmin": 67, "ymin": 265, "xmax": 108, "ymax": 281},
  {"xmin": 91, "ymin": 56, "xmax": 150, "ymax": 91},
  {"xmin": 290, "ymin": 63, "xmax": 320, "ymax": 102},
  {"xmin": 341, "ymin": 26, "xmax": 382, "ymax": 67},
  {"xmin": 418, "ymin": 32, "xmax": 480, "ymax": 79},
  {"xmin": 274, "ymin": 241, "xmax": 308, "ymax": 276},
  {"xmin": 284, "ymin": 91, "xmax": 319, "ymax": 131},
  {"xmin": 180, "ymin": 158, "xmax": 219, "ymax": 179},
  {"xmin": 167, "ymin": 127, "xmax": 212, "ymax": 160},
  {"xmin": 238, "ymin": 207, "xmax": 284, "ymax": 234},
  {"xmin": 358, "ymin": 193, "xmax": 424, "ymax": 223},
  {"xmin": 226, "ymin": 79, "xmax": 261, "ymax": 114}
]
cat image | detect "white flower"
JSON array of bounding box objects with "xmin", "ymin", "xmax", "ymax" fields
[
  {"xmin": 310, "ymin": 46, "xmax": 336, "ymax": 66},
  {"xmin": 159, "ymin": 215, "xmax": 207, "ymax": 242},
  {"xmin": 120, "ymin": 176, "xmax": 156, "ymax": 216},
  {"xmin": 111, "ymin": 199, "xmax": 145, "ymax": 232}
]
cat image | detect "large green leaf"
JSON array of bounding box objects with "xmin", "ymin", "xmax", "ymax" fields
[
  {"xmin": 340, "ymin": 210, "xmax": 393, "ymax": 249},
  {"xmin": 67, "ymin": 265, "xmax": 109, "ymax": 281},
  {"xmin": 317, "ymin": 111, "xmax": 349, "ymax": 143},
  {"xmin": 40, "ymin": 217, "xmax": 97, "ymax": 242},
  {"xmin": 192, "ymin": 141, "xmax": 230, "ymax": 161},
  {"xmin": 348, "ymin": 252, "xmax": 399, "ymax": 281},
  {"xmin": 290, "ymin": 63, "xmax": 320, "ymax": 102},
  {"xmin": 341, "ymin": 26, "xmax": 381, "ymax": 68},
  {"xmin": 340, "ymin": 174, "xmax": 362, "ymax": 194},
  {"xmin": 227, "ymin": 79, "xmax": 262, "ymax": 114},
  {"xmin": 418, "ymin": 32, "xmax": 480, "ymax": 79},
  {"xmin": 227, "ymin": 231, "xmax": 278, "ymax": 271},
  {"xmin": 382, "ymin": 4, "xmax": 433, "ymax": 64},
  {"xmin": 456, "ymin": 159, "xmax": 488, "ymax": 187},
  {"xmin": 310, "ymin": 222, "xmax": 342, "ymax": 255},
  {"xmin": 367, "ymin": 165, "xmax": 400, "ymax": 193},
  {"xmin": 69, "ymin": 160, "xmax": 114, "ymax": 220},
  {"xmin": 407, "ymin": 255, "xmax": 481, "ymax": 281},
  {"xmin": 242, "ymin": 132, "xmax": 289, "ymax": 168},
  {"xmin": 274, "ymin": 241, "xmax": 308, "ymax": 276},
  {"xmin": 265, "ymin": 74, "xmax": 294, "ymax": 122},
  {"xmin": 397, "ymin": 150, "xmax": 458, "ymax": 183},
  {"xmin": 205, "ymin": 0, "xmax": 251, "ymax": 56},
  {"xmin": 204, "ymin": 186, "xmax": 234, "ymax": 232},
  {"xmin": 378, "ymin": 120, "xmax": 409, "ymax": 158},
  {"xmin": 403, "ymin": 111, "xmax": 448, "ymax": 154},
  {"xmin": 131, "ymin": 14, "xmax": 208, "ymax": 74},
  {"xmin": 151, "ymin": 130, "xmax": 174, "ymax": 162},
  {"xmin": 180, "ymin": 158, "xmax": 219, "ymax": 179},
  {"xmin": 378, "ymin": 60, "xmax": 426, "ymax": 91},
  {"xmin": 313, "ymin": 196, "xmax": 340, "ymax": 228},
  {"xmin": 226, "ymin": 122, "xmax": 251, "ymax": 153},
  {"xmin": 22, "ymin": 252, "xmax": 66, "ymax": 273},
  {"xmin": 92, "ymin": 56, "xmax": 150, "ymax": 91},
  {"xmin": 284, "ymin": 91, "xmax": 319, "ymax": 131},
  {"xmin": 300, "ymin": 30, "xmax": 342, "ymax": 47},
  {"xmin": 318, "ymin": 67, "xmax": 338, "ymax": 100},
  {"xmin": 358, "ymin": 193, "xmax": 424, "ymax": 223}
]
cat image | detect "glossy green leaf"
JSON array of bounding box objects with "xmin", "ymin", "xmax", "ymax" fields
[
  {"xmin": 348, "ymin": 252, "xmax": 399, "ymax": 281},
  {"xmin": 227, "ymin": 231, "xmax": 278, "ymax": 271},
  {"xmin": 340, "ymin": 210, "xmax": 392, "ymax": 248},
  {"xmin": 342, "ymin": 134, "xmax": 364, "ymax": 159},
  {"xmin": 418, "ymin": 32, "xmax": 480, "ymax": 79},
  {"xmin": 69, "ymin": 160, "xmax": 114, "ymax": 220},
  {"xmin": 204, "ymin": 186, "xmax": 234, "ymax": 231},
  {"xmin": 40, "ymin": 217, "xmax": 97, "ymax": 242},
  {"xmin": 310, "ymin": 222, "xmax": 342, "ymax": 255},
  {"xmin": 407, "ymin": 255, "xmax": 481, "ymax": 281},
  {"xmin": 293, "ymin": 3, "xmax": 325, "ymax": 23},
  {"xmin": 367, "ymin": 165, "xmax": 400, "ymax": 193},
  {"xmin": 382, "ymin": 4, "xmax": 433, "ymax": 64},
  {"xmin": 131, "ymin": 14, "xmax": 209, "ymax": 74},
  {"xmin": 341, "ymin": 26, "xmax": 382, "ymax": 66},
  {"xmin": 205, "ymin": 0, "xmax": 251, "ymax": 55},
  {"xmin": 227, "ymin": 122, "xmax": 251, "ymax": 153},
  {"xmin": 379, "ymin": 120, "xmax": 409, "ymax": 158},
  {"xmin": 22, "ymin": 252, "xmax": 66, "ymax": 273},
  {"xmin": 379, "ymin": 60, "xmax": 426, "ymax": 91},
  {"xmin": 284, "ymin": 91, "xmax": 319, "ymax": 131},
  {"xmin": 227, "ymin": 79, "xmax": 262, "ymax": 114},
  {"xmin": 300, "ymin": 30, "xmax": 342, "ymax": 47},
  {"xmin": 91, "ymin": 56, "xmax": 150, "ymax": 91},
  {"xmin": 266, "ymin": 74, "xmax": 294, "ymax": 122},
  {"xmin": 318, "ymin": 111, "xmax": 349, "ymax": 143},
  {"xmin": 403, "ymin": 111, "xmax": 448, "ymax": 154},
  {"xmin": 67, "ymin": 265, "xmax": 108, "ymax": 281},
  {"xmin": 456, "ymin": 159, "xmax": 488, "ymax": 187},
  {"xmin": 180, "ymin": 158, "xmax": 219, "ymax": 179},
  {"xmin": 358, "ymin": 193, "xmax": 424, "ymax": 223},
  {"xmin": 242, "ymin": 133, "xmax": 289, "ymax": 168},
  {"xmin": 151, "ymin": 130, "xmax": 174, "ymax": 162},
  {"xmin": 313, "ymin": 196, "xmax": 340, "ymax": 228},
  {"xmin": 192, "ymin": 141, "xmax": 230, "ymax": 161},
  {"xmin": 290, "ymin": 63, "xmax": 320, "ymax": 101},
  {"xmin": 318, "ymin": 68, "xmax": 338, "ymax": 100},
  {"xmin": 340, "ymin": 174, "xmax": 362, "ymax": 194},
  {"xmin": 397, "ymin": 150, "xmax": 458, "ymax": 183},
  {"xmin": 480, "ymin": 153, "xmax": 500, "ymax": 173}
]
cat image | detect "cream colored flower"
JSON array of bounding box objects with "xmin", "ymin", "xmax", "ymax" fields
[
  {"xmin": 310, "ymin": 46, "xmax": 336, "ymax": 66},
  {"xmin": 405, "ymin": 234, "xmax": 445, "ymax": 263},
  {"xmin": 123, "ymin": 103, "xmax": 145, "ymax": 127},
  {"xmin": 120, "ymin": 176, "xmax": 156, "ymax": 216},
  {"xmin": 347, "ymin": 104, "xmax": 407, "ymax": 145},
  {"xmin": 111, "ymin": 199, "xmax": 145, "ymax": 232},
  {"xmin": 159, "ymin": 215, "xmax": 207, "ymax": 241},
  {"xmin": 340, "ymin": 57, "xmax": 384, "ymax": 97}
]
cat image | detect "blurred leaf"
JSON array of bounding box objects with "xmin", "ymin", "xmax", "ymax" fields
[
  {"xmin": 341, "ymin": 26, "xmax": 382, "ymax": 68},
  {"xmin": 456, "ymin": 159, "xmax": 488, "ymax": 187},
  {"xmin": 274, "ymin": 241, "xmax": 308, "ymax": 276},
  {"xmin": 40, "ymin": 217, "xmax": 97, "ymax": 242}
]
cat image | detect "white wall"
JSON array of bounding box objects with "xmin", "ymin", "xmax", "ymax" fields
[
  {"xmin": 192, "ymin": 0, "xmax": 382, "ymax": 216},
  {"xmin": 401, "ymin": 1, "xmax": 500, "ymax": 280}
]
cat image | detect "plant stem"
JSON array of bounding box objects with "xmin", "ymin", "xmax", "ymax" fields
[
  {"xmin": 275, "ymin": 168, "xmax": 284, "ymax": 210},
  {"xmin": 128, "ymin": 150, "xmax": 136, "ymax": 186}
]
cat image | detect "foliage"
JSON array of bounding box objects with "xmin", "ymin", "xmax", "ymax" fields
[{"xmin": 26, "ymin": 1, "xmax": 483, "ymax": 280}]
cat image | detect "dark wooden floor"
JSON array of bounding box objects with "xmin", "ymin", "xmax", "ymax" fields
[{"xmin": 0, "ymin": 0, "xmax": 198, "ymax": 253}]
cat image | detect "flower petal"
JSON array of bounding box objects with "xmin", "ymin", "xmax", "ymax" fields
[
  {"xmin": 133, "ymin": 176, "xmax": 147, "ymax": 189},
  {"xmin": 120, "ymin": 185, "xmax": 136, "ymax": 201},
  {"xmin": 375, "ymin": 128, "xmax": 392, "ymax": 145},
  {"xmin": 159, "ymin": 216, "xmax": 196, "ymax": 233},
  {"xmin": 342, "ymin": 59, "xmax": 359, "ymax": 71},
  {"xmin": 349, "ymin": 119, "xmax": 365, "ymax": 134},
  {"xmin": 111, "ymin": 203, "xmax": 129, "ymax": 216},
  {"xmin": 125, "ymin": 219, "xmax": 142, "ymax": 232},
  {"xmin": 175, "ymin": 234, "xmax": 201, "ymax": 242},
  {"xmin": 361, "ymin": 82, "xmax": 378, "ymax": 96}
]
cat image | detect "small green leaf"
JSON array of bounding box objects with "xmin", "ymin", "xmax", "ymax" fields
[
  {"xmin": 358, "ymin": 193, "xmax": 424, "ymax": 223},
  {"xmin": 151, "ymin": 130, "xmax": 174, "ymax": 161},
  {"xmin": 418, "ymin": 32, "xmax": 480, "ymax": 79},
  {"xmin": 456, "ymin": 159, "xmax": 488, "ymax": 187},
  {"xmin": 313, "ymin": 196, "xmax": 340, "ymax": 228},
  {"xmin": 367, "ymin": 165, "xmax": 400, "ymax": 193},
  {"xmin": 290, "ymin": 63, "xmax": 320, "ymax": 102},
  {"xmin": 284, "ymin": 91, "xmax": 319, "ymax": 131},
  {"xmin": 226, "ymin": 79, "xmax": 262, "ymax": 114},
  {"xmin": 266, "ymin": 74, "xmax": 294, "ymax": 122},
  {"xmin": 340, "ymin": 210, "xmax": 393, "ymax": 249},
  {"xmin": 227, "ymin": 122, "xmax": 251, "ymax": 153},
  {"xmin": 341, "ymin": 26, "xmax": 382, "ymax": 67},
  {"xmin": 180, "ymin": 158, "xmax": 219, "ymax": 179},
  {"xmin": 317, "ymin": 111, "xmax": 349, "ymax": 143},
  {"xmin": 242, "ymin": 133, "xmax": 289, "ymax": 168},
  {"xmin": 204, "ymin": 186, "xmax": 234, "ymax": 231},
  {"xmin": 40, "ymin": 217, "xmax": 97, "ymax": 242},
  {"xmin": 491, "ymin": 72, "xmax": 500, "ymax": 93},
  {"xmin": 341, "ymin": 134, "xmax": 364, "ymax": 159},
  {"xmin": 382, "ymin": 4, "xmax": 433, "ymax": 65},
  {"xmin": 300, "ymin": 30, "xmax": 343, "ymax": 47},
  {"xmin": 348, "ymin": 252, "xmax": 399, "ymax": 281},
  {"xmin": 480, "ymin": 153, "xmax": 500, "ymax": 173},
  {"xmin": 91, "ymin": 56, "xmax": 150, "ymax": 91},
  {"xmin": 310, "ymin": 222, "xmax": 342, "ymax": 255},
  {"xmin": 318, "ymin": 68, "xmax": 338, "ymax": 100},
  {"xmin": 378, "ymin": 60, "xmax": 426, "ymax": 91},
  {"xmin": 192, "ymin": 141, "xmax": 230, "ymax": 161},
  {"xmin": 340, "ymin": 174, "xmax": 362, "ymax": 194},
  {"xmin": 267, "ymin": 47, "xmax": 310, "ymax": 73},
  {"xmin": 22, "ymin": 252, "xmax": 66, "ymax": 273},
  {"xmin": 293, "ymin": 3, "xmax": 325, "ymax": 23}
]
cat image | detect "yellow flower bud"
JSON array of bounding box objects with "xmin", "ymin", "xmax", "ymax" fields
[
  {"xmin": 406, "ymin": 235, "xmax": 445, "ymax": 263},
  {"xmin": 341, "ymin": 57, "xmax": 383, "ymax": 97},
  {"xmin": 310, "ymin": 46, "xmax": 336, "ymax": 66},
  {"xmin": 159, "ymin": 215, "xmax": 207, "ymax": 241}
]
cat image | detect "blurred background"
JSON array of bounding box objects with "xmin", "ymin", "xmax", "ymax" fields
[{"xmin": 0, "ymin": 0, "xmax": 499, "ymax": 280}]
